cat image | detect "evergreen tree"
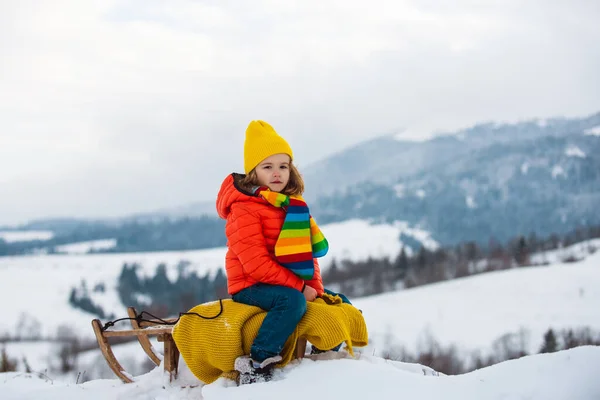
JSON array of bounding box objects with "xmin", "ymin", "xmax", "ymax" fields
[
  {"xmin": 527, "ymin": 232, "xmax": 539, "ymax": 253},
  {"xmin": 394, "ymin": 247, "xmax": 409, "ymax": 279},
  {"xmin": 327, "ymin": 257, "xmax": 340, "ymax": 282},
  {"xmin": 540, "ymin": 328, "xmax": 558, "ymax": 353},
  {"xmin": 465, "ymin": 241, "xmax": 479, "ymax": 261},
  {"xmin": 514, "ymin": 236, "xmax": 529, "ymax": 266},
  {"xmin": 417, "ymin": 246, "xmax": 427, "ymax": 270}
]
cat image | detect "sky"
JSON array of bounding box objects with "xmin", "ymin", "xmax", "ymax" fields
[{"xmin": 1, "ymin": 0, "xmax": 599, "ymax": 226}]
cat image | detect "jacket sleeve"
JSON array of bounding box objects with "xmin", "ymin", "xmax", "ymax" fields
[
  {"xmin": 227, "ymin": 204, "xmax": 305, "ymax": 292},
  {"xmin": 306, "ymin": 258, "xmax": 324, "ymax": 296}
]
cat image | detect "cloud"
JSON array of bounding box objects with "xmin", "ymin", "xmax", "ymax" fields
[{"xmin": 1, "ymin": 0, "xmax": 599, "ymax": 224}]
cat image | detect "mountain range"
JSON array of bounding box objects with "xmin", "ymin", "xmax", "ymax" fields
[
  {"xmin": 2, "ymin": 111, "xmax": 600, "ymax": 251},
  {"xmin": 303, "ymin": 112, "xmax": 600, "ymax": 244}
]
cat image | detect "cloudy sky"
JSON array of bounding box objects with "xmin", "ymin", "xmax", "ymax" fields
[{"xmin": 1, "ymin": 0, "xmax": 599, "ymax": 226}]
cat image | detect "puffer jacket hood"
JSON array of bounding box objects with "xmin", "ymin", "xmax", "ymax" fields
[{"xmin": 216, "ymin": 173, "xmax": 264, "ymax": 219}]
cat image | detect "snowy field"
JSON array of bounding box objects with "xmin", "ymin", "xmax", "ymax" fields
[
  {"xmin": 0, "ymin": 240, "xmax": 598, "ymax": 383},
  {"xmin": 0, "ymin": 219, "xmax": 431, "ymax": 338},
  {"xmin": 2, "ymin": 346, "xmax": 599, "ymax": 399},
  {"xmin": 529, "ymin": 238, "xmax": 600, "ymax": 265},
  {"xmin": 0, "ymin": 230, "xmax": 54, "ymax": 243},
  {"xmin": 1, "ymin": 229, "xmax": 599, "ymax": 398},
  {"xmin": 355, "ymin": 250, "xmax": 600, "ymax": 358}
]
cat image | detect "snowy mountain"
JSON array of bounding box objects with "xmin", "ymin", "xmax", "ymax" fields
[
  {"xmin": 302, "ymin": 112, "xmax": 600, "ymax": 198},
  {"xmin": 305, "ymin": 111, "xmax": 600, "ymax": 244}
]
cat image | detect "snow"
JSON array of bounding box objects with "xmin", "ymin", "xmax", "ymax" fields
[
  {"xmin": 529, "ymin": 239, "xmax": 600, "ymax": 265},
  {"xmin": 394, "ymin": 183, "xmax": 405, "ymax": 198},
  {"xmin": 0, "ymin": 231, "xmax": 54, "ymax": 243},
  {"xmin": 0, "ymin": 247, "xmax": 229, "ymax": 338},
  {"xmin": 1, "ymin": 231, "xmax": 599, "ymax": 398},
  {"xmin": 2, "ymin": 346, "xmax": 599, "ymax": 399},
  {"xmin": 54, "ymin": 239, "xmax": 117, "ymax": 254},
  {"xmin": 394, "ymin": 220, "xmax": 440, "ymax": 251},
  {"xmin": 356, "ymin": 251, "xmax": 600, "ymax": 359},
  {"xmin": 565, "ymin": 145, "xmax": 586, "ymax": 158},
  {"xmin": 466, "ymin": 195, "xmax": 477, "ymax": 208},
  {"xmin": 583, "ymin": 125, "xmax": 600, "ymax": 136},
  {"xmin": 0, "ymin": 341, "xmax": 56, "ymax": 373},
  {"xmin": 0, "ymin": 219, "xmax": 423, "ymax": 338},
  {"xmin": 2, "ymin": 240, "xmax": 598, "ymax": 378},
  {"xmin": 6, "ymin": 230, "xmax": 596, "ymax": 357},
  {"xmin": 393, "ymin": 128, "xmax": 433, "ymax": 142},
  {"xmin": 551, "ymin": 165, "xmax": 566, "ymax": 178},
  {"xmin": 322, "ymin": 219, "xmax": 404, "ymax": 262},
  {"xmin": 416, "ymin": 189, "xmax": 426, "ymax": 198},
  {"xmin": 521, "ymin": 162, "xmax": 529, "ymax": 174}
]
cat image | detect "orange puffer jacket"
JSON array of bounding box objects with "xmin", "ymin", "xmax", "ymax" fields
[{"xmin": 216, "ymin": 173, "xmax": 324, "ymax": 296}]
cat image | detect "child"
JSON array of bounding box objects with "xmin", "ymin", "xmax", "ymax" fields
[{"xmin": 216, "ymin": 120, "xmax": 350, "ymax": 384}]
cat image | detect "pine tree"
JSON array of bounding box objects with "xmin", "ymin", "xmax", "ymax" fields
[
  {"xmin": 417, "ymin": 246, "xmax": 427, "ymax": 270},
  {"xmin": 515, "ymin": 236, "xmax": 529, "ymax": 266},
  {"xmin": 394, "ymin": 247, "xmax": 409, "ymax": 279},
  {"xmin": 540, "ymin": 328, "xmax": 558, "ymax": 353}
]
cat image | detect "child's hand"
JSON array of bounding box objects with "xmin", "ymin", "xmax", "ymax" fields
[{"xmin": 303, "ymin": 285, "xmax": 318, "ymax": 302}]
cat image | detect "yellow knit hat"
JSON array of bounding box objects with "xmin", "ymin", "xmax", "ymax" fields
[{"xmin": 244, "ymin": 120, "xmax": 294, "ymax": 174}]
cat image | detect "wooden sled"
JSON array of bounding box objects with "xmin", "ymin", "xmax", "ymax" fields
[{"xmin": 92, "ymin": 306, "xmax": 310, "ymax": 384}]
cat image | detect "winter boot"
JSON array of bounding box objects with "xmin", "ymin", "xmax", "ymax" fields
[
  {"xmin": 310, "ymin": 343, "xmax": 342, "ymax": 355},
  {"xmin": 234, "ymin": 355, "xmax": 282, "ymax": 385}
]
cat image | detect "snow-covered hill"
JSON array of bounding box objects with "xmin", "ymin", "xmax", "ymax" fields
[
  {"xmin": 355, "ymin": 250, "xmax": 600, "ymax": 359},
  {"xmin": 0, "ymin": 219, "xmax": 429, "ymax": 339},
  {"xmin": 1, "ymin": 237, "xmax": 599, "ymax": 387},
  {"xmin": 2, "ymin": 346, "xmax": 599, "ymax": 400}
]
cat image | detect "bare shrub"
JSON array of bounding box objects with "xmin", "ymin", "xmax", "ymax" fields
[
  {"xmin": 1, "ymin": 347, "xmax": 17, "ymax": 372},
  {"xmin": 54, "ymin": 325, "xmax": 81, "ymax": 374},
  {"xmin": 381, "ymin": 332, "xmax": 467, "ymax": 375},
  {"xmin": 560, "ymin": 327, "xmax": 600, "ymax": 349},
  {"xmin": 563, "ymin": 255, "xmax": 582, "ymax": 263},
  {"xmin": 492, "ymin": 329, "xmax": 529, "ymax": 361},
  {"xmin": 378, "ymin": 326, "xmax": 599, "ymax": 376}
]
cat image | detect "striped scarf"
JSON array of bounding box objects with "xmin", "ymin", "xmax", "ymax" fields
[{"xmin": 257, "ymin": 188, "xmax": 328, "ymax": 280}]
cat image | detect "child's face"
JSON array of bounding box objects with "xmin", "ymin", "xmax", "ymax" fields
[{"xmin": 255, "ymin": 153, "xmax": 291, "ymax": 192}]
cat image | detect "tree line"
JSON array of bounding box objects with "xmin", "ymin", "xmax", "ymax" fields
[
  {"xmin": 0, "ymin": 216, "xmax": 227, "ymax": 256},
  {"xmin": 322, "ymin": 224, "xmax": 600, "ymax": 298},
  {"xmin": 69, "ymin": 260, "xmax": 228, "ymax": 319}
]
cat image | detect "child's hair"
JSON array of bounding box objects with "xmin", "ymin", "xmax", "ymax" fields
[{"xmin": 240, "ymin": 162, "xmax": 305, "ymax": 196}]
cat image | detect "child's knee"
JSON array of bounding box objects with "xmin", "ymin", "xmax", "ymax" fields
[{"xmin": 287, "ymin": 289, "xmax": 307, "ymax": 318}]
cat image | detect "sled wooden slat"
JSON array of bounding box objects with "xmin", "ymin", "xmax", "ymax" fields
[
  {"xmin": 91, "ymin": 315, "xmax": 180, "ymax": 383},
  {"xmin": 91, "ymin": 318, "xmax": 134, "ymax": 383},
  {"xmin": 160, "ymin": 333, "xmax": 180, "ymax": 378},
  {"xmin": 296, "ymin": 337, "xmax": 307, "ymax": 359},
  {"xmin": 101, "ymin": 327, "xmax": 174, "ymax": 337},
  {"xmin": 137, "ymin": 317, "xmax": 179, "ymax": 328},
  {"xmin": 128, "ymin": 306, "xmax": 162, "ymax": 366}
]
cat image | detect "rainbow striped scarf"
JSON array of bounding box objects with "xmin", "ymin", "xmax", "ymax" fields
[{"xmin": 257, "ymin": 189, "xmax": 328, "ymax": 280}]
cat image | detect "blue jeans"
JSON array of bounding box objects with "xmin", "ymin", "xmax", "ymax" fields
[
  {"xmin": 232, "ymin": 283, "xmax": 307, "ymax": 362},
  {"xmin": 232, "ymin": 284, "xmax": 352, "ymax": 362}
]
